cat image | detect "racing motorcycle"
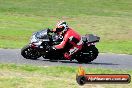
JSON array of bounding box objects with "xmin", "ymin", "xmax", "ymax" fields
[{"xmin": 21, "ymin": 28, "xmax": 100, "ymax": 63}]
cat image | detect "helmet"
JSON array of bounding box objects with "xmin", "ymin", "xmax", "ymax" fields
[{"xmin": 54, "ymin": 21, "xmax": 69, "ymax": 33}]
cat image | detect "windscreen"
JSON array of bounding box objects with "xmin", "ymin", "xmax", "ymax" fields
[{"xmin": 35, "ymin": 29, "xmax": 49, "ymax": 39}]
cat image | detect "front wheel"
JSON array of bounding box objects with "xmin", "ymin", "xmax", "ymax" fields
[
  {"xmin": 21, "ymin": 45, "xmax": 41, "ymax": 60},
  {"xmin": 76, "ymin": 45, "xmax": 99, "ymax": 63}
]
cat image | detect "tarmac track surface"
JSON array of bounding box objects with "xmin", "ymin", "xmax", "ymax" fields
[{"xmin": 0, "ymin": 49, "xmax": 132, "ymax": 70}]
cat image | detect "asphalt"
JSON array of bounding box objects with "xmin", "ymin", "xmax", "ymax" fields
[{"xmin": 0, "ymin": 49, "xmax": 132, "ymax": 70}]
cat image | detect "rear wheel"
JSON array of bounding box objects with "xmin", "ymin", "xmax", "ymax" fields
[
  {"xmin": 21, "ymin": 45, "xmax": 41, "ymax": 60},
  {"xmin": 76, "ymin": 45, "xmax": 99, "ymax": 63}
]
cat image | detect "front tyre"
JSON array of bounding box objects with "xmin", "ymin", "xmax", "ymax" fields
[
  {"xmin": 21, "ymin": 45, "xmax": 41, "ymax": 60},
  {"xmin": 76, "ymin": 45, "xmax": 99, "ymax": 63}
]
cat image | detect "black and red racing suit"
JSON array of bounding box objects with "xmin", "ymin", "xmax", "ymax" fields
[{"xmin": 54, "ymin": 28, "xmax": 83, "ymax": 59}]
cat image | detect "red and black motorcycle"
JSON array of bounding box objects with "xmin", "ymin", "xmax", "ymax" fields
[{"xmin": 21, "ymin": 28, "xmax": 100, "ymax": 63}]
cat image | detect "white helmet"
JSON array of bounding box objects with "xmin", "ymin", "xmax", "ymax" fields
[{"xmin": 54, "ymin": 21, "xmax": 69, "ymax": 33}]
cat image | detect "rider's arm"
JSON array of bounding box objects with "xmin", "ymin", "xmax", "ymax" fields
[{"xmin": 54, "ymin": 33, "xmax": 69, "ymax": 49}]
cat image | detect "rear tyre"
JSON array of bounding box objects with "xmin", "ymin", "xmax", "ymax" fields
[
  {"xmin": 21, "ymin": 45, "xmax": 41, "ymax": 60},
  {"xmin": 76, "ymin": 45, "xmax": 99, "ymax": 63}
]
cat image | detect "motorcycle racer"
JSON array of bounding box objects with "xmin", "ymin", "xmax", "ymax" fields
[
  {"xmin": 21, "ymin": 20, "xmax": 100, "ymax": 62},
  {"xmin": 51, "ymin": 21, "xmax": 83, "ymax": 60}
]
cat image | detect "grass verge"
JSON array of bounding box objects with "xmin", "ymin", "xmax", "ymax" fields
[{"xmin": 0, "ymin": 64, "xmax": 131, "ymax": 88}]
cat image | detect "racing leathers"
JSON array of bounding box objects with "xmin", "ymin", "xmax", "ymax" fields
[{"xmin": 54, "ymin": 28, "xmax": 83, "ymax": 60}]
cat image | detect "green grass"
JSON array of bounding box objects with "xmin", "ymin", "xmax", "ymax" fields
[
  {"xmin": 0, "ymin": 64, "xmax": 131, "ymax": 88},
  {"xmin": 0, "ymin": 0, "xmax": 132, "ymax": 54},
  {"xmin": 97, "ymin": 41, "xmax": 132, "ymax": 54}
]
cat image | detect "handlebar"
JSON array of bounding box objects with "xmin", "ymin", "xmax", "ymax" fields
[{"xmin": 47, "ymin": 28, "xmax": 54, "ymax": 33}]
